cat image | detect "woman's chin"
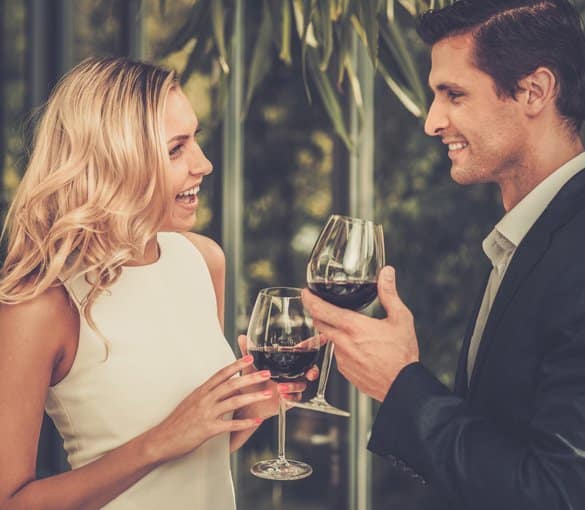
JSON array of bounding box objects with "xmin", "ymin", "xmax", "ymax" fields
[{"xmin": 161, "ymin": 212, "xmax": 197, "ymax": 232}]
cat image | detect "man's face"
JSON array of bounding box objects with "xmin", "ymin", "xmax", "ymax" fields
[{"xmin": 425, "ymin": 33, "xmax": 528, "ymax": 187}]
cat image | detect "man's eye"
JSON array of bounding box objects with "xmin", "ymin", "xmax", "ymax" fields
[{"xmin": 169, "ymin": 144, "xmax": 184, "ymax": 158}]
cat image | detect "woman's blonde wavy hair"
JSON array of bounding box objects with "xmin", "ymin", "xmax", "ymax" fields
[{"xmin": 0, "ymin": 56, "xmax": 177, "ymax": 347}]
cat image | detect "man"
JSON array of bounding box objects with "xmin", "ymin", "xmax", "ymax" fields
[{"xmin": 302, "ymin": 1, "xmax": 585, "ymax": 508}]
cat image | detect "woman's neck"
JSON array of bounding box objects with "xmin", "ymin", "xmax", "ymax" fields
[{"xmin": 124, "ymin": 237, "xmax": 160, "ymax": 267}]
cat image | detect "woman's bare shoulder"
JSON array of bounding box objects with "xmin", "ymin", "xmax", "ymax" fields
[
  {"xmin": 0, "ymin": 284, "xmax": 79, "ymax": 382},
  {"xmin": 180, "ymin": 232, "xmax": 225, "ymax": 275}
]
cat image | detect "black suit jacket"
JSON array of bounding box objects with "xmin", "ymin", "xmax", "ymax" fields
[{"xmin": 368, "ymin": 168, "xmax": 585, "ymax": 510}]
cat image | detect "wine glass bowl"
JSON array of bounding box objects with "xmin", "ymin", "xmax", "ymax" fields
[
  {"xmin": 247, "ymin": 287, "xmax": 320, "ymax": 481},
  {"xmin": 307, "ymin": 214, "xmax": 385, "ymax": 311},
  {"xmin": 297, "ymin": 215, "xmax": 385, "ymax": 416}
]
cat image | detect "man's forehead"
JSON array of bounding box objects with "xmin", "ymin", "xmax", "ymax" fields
[{"xmin": 428, "ymin": 33, "xmax": 480, "ymax": 89}]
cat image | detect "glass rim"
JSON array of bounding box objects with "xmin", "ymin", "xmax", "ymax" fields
[
  {"xmin": 258, "ymin": 286, "xmax": 303, "ymax": 299},
  {"xmin": 329, "ymin": 214, "xmax": 382, "ymax": 227}
]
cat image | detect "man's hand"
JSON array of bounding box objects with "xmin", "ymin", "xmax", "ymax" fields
[{"xmin": 302, "ymin": 266, "xmax": 419, "ymax": 402}]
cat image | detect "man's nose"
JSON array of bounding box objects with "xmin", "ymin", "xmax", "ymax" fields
[{"xmin": 424, "ymin": 99, "xmax": 448, "ymax": 136}]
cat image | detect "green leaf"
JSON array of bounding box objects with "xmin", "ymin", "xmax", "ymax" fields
[
  {"xmin": 344, "ymin": 54, "xmax": 363, "ymax": 110},
  {"xmin": 417, "ymin": 0, "xmax": 433, "ymax": 13},
  {"xmin": 268, "ymin": 0, "xmax": 292, "ymax": 64},
  {"xmin": 279, "ymin": 0, "xmax": 292, "ymax": 64},
  {"xmin": 158, "ymin": 0, "xmax": 211, "ymax": 56},
  {"xmin": 352, "ymin": 2, "xmax": 379, "ymax": 69},
  {"xmin": 397, "ymin": 0, "xmax": 417, "ymax": 15},
  {"xmin": 335, "ymin": 20, "xmax": 352, "ymax": 87},
  {"xmin": 307, "ymin": 48, "xmax": 353, "ymax": 149},
  {"xmin": 349, "ymin": 15, "xmax": 367, "ymax": 48},
  {"xmin": 300, "ymin": 0, "xmax": 318, "ymax": 102},
  {"xmin": 211, "ymin": 0, "xmax": 230, "ymax": 74},
  {"xmin": 216, "ymin": 60, "xmax": 230, "ymax": 118},
  {"xmin": 377, "ymin": 59, "xmax": 424, "ymax": 118},
  {"xmin": 379, "ymin": 21, "xmax": 427, "ymax": 112},
  {"xmin": 386, "ymin": 0, "xmax": 395, "ymax": 21},
  {"xmin": 292, "ymin": 0, "xmax": 318, "ymax": 45},
  {"xmin": 332, "ymin": 0, "xmax": 347, "ymax": 20},
  {"xmin": 242, "ymin": 0, "xmax": 274, "ymax": 116},
  {"xmin": 180, "ymin": 22, "xmax": 214, "ymax": 86},
  {"xmin": 316, "ymin": 0, "xmax": 333, "ymax": 70}
]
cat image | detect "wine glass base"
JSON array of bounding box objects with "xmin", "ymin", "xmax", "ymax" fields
[
  {"xmin": 250, "ymin": 459, "xmax": 313, "ymax": 481},
  {"xmin": 294, "ymin": 398, "xmax": 351, "ymax": 417}
]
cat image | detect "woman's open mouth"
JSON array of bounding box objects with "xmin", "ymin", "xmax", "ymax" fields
[{"xmin": 176, "ymin": 185, "xmax": 200, "ymax": 205}]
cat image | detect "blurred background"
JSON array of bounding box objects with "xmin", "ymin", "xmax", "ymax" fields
[{"xmin": 4, "ymin": 1, "xmax": 583, "ymax": 509}]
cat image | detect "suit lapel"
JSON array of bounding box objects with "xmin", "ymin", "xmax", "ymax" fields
[{"xmin": 467, "ymin": 167, "xmax": 585, "ymax": 398}]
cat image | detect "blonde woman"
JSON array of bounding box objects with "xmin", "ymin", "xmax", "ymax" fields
[{"xmin": 0, "ymin": 57, "xmax": 313, "ymax": 510}]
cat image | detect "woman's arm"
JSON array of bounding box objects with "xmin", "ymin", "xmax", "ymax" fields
[{"xmin": 0, "ymin": 285, "xmax": 269, "ymax": 510}]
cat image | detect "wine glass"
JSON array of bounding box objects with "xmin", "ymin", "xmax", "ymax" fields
[
  {"xmin": 295, "ymin": 214, "xmax": 385, "ymax": 416},
  {"xmin": 247, "ymin": 287, "xmax": 321, "ymax": 481}
]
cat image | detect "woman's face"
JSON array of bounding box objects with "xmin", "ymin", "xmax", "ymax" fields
[{"xmin": 161, "ymin": 87, "xmax": 212, "ymax": 231}]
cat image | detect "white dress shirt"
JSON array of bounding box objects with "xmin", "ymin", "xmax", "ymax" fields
[{"xmin": 467, "ymin": 151, "xmax": 585, "ymax": 383}]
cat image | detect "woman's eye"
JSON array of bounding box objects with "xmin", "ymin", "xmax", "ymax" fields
[
  {"xmin": 169, "ymin": 144, "xmax": 184, "ymax": 158},
  {"xmin": 448, "ymin": 91, "xmax": 463, "ymax": 101}
]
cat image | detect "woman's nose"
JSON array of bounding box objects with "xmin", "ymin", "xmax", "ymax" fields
[{"xmin": 189, "ymin": 144, "xmax": 213, "ymax": 176}]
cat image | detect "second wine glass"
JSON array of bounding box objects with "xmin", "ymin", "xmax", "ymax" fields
[
  {"xmin": 296, "ymin": 214, "xmax": 385, "ymax": 416},
  {"xmin": 247, "ymin": 287, "xmax": 321, "ymax": 480}
]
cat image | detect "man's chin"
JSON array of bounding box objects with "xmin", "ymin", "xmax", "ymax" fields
[{"xmin": 450, "ymin": 165, "xmax": 480, "ymax": 186}]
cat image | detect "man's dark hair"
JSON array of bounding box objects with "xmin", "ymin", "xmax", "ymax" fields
[{"xmin": 417, "ymin": 0, "xmax": 585, "ymax": 132}]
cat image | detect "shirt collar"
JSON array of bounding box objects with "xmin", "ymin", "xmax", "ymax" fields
[
  {"xmin": 482, "ymin": 228, "xmax": 515, "ymax": 273},
  {"xmin": 496, "ymin": 151, "xmax": 585, "ymax": 248}
]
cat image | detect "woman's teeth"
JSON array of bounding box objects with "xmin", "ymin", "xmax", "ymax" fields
[
  {"xmin": 449, "ymin": 142, "xmax": 468, "ymax": 151},
  {"xmin": 176, "ymin": 186, "xmax": 200, "ymax": 203}
]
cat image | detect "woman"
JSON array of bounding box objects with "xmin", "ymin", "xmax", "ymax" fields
[{"xmin": 0, "ymin": 57, "xmax": 313, "ymax": 509}]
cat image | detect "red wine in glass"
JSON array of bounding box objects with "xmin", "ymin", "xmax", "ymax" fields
[
  {"xmin": 307, "ymin": 279, "xmax": 378, "ymax": 310},
  {"xmin": 250, "ymin": 346, "xmax": 320, "ymax": 382}
]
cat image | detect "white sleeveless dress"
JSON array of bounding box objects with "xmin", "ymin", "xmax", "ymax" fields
[{"xmin": 46, "ymin": 232, "xmax": 237, "ymax": 510}]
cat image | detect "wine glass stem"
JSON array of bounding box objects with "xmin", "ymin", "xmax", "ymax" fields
[
  {"xmin": 277, "ymin": 395, "xmax": 287, "ymax": 464},
  {"xmin": 316, "ymin": 342, "xmax": 335, "ymax": 398}
]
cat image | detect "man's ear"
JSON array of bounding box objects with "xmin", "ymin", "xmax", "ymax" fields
[{"xmin": 517, "ymin": 66, "xmax": 557, "ymax": 117}]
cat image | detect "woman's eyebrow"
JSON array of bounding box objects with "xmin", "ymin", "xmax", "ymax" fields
[{"xmin": 166, "ymin": 125, "xmax": 199, "ymax": 144}]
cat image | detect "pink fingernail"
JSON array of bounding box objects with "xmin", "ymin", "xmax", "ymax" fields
[
  {"xmin": 243, "ymin": 355, "xmax": 253, "ymax": 363},
  {"xmin": 260, "ymin": 370, "xmax": 271, "ymax": 378},
  {"xmin": 262, "ymin": 389, "xmax": 273, "ymax": 397},
  {"xmin": 277, "ymin": 383, "xmax": 290, "ymax": 392},
  {"xmin": 255, "ymin": 417, "xmax": 264, "ymax": 424}
]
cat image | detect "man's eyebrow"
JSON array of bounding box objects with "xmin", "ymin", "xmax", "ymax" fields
[{"xmin": 429, "ymin": 81, "xmax": 464, "ymax": 92}]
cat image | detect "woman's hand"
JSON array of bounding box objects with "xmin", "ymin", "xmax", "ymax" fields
[
  {"xmin": 147, "ymin": 356, "xmax": 274, "ymax": 464},
  {"xmin": 228, "ymin": 335, "xmax": 321, "ymax": 452},
  {"xmin": 235, "ymin": 335, "xmax": 320, "ymax": 420}
]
